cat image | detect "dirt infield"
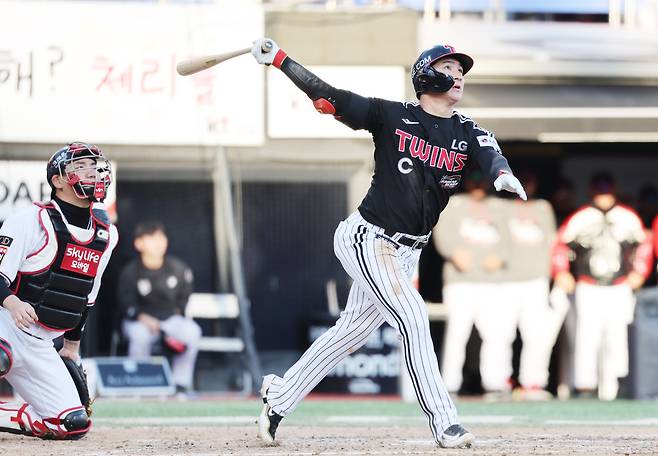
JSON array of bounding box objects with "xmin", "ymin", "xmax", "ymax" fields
[{"xmin": 1, "ymin": 424, "xmax": 657, "ymax": 456}]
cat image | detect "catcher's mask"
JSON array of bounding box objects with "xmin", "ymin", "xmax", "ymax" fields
[
  {"xmin": 47, "ymin": 142, "xmax": 112, "ymax": 203},
  {"xmin": 411, "ymin": 44, "xmax": 473, "ymax": 99}
]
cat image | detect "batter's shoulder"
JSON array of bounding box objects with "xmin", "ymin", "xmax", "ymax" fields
[{"xmin": 453, "ymin": 110, "xmax": 493, "ymax": 135}]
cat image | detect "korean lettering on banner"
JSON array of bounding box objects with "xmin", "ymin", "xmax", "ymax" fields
[{"xmin": 0, "ymin": 46, "xmax": 67, "ymax": 97}]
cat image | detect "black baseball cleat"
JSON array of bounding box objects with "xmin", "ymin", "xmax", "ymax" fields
[
  {"xmin": 258, "ymin": 374, "xmax": 283, "ymax": 446},
  {"xmin": 438, "ymin": 424, "xmax": 475, "ymax": 449}
]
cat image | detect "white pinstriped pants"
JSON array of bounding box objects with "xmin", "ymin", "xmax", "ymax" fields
[{"xmin": 265, "ymin": 211, "xmax": 459, "ymax": 442}]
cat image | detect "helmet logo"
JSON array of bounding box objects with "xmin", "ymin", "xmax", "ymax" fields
[
  {"xmin": 443, "ymin": 45, "xmax": 456, "ymax": 53},
  {"xmin": 412, "ymin": 56, "xmax": 432, "ymax": 76}
]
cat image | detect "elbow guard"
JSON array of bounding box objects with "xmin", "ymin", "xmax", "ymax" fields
[{"xmin": 313, "ymin": 98, "xmax": 336, "ymax": 115}]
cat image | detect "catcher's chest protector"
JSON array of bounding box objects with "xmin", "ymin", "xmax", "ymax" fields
[{"xmin": 10, "ymin": 204, "xmax": 109, "ymax": 331}]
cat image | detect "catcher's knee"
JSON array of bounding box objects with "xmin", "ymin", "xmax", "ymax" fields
[
  {"xmin": 59, "ymin": 409, "xmax": 91, "ymax": 440},
  {"xmin": 0, "ymin": 338, "xmax": 12, "ymax": 377}
]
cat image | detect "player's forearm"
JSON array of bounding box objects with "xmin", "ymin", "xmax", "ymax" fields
[
  {"xmin": 475, "ymin": 150, "xmax": 513, "ymax": 183},
  {"xmin": 0, "ymin": 280, "xmax": 12, "ymax": 308},
  {"xmin": 64, "ymin": 306, "xmax": 90, "ymax": 341},
  {"xmin": 279, "ymin": 57, "xmax": 348, "ymax": 106}
]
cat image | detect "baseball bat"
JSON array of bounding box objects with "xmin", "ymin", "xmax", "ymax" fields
[{"xmin": 176, "ymin": 40, "xmax": 273, "ymax": 76}]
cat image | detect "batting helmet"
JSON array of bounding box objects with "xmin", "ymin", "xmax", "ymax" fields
[
  {"xmin": 411, "ymin": 44, "xmax": 474, "ymax": 99},
  {"xmin": 46, "ymin": 142, "xmax": 112, "ymax": 202}
]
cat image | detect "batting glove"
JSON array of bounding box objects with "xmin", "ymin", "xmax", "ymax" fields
[
  {"xmin": 493, "ymin": 173, "xmax": 527, "ymax": 200},
  {"xmin": 251, "ymin": 38, "xmax": 284, "ymax": 67}
]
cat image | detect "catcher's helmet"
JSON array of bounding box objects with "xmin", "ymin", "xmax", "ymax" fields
[
  {"xmin": 411, "ymin": 44, "xmax": 474, "ymax": 99},
  {"xmin": 46, "ymin": 142, "xmax": 112, "ymax": 202}
]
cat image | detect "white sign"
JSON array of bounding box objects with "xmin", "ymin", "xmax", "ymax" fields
[
  {"xmin": 0, "ymin": 162, "xmax": 49, "ymax": 221},
  {"xmin": 0, "ymin": 1, "xmax": 264, "ymax": 146},
  {"xmin": 267, "ymin": 66, "xmax": 405, "ymax": 138},
  {"xmin": 0, "ymin": 160, "xmax": 117, "ymax": 223}
]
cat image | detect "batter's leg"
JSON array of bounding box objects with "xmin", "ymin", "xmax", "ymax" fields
[
  {"xmin": 333, "ymin": 217, "xmax": 468, "ymax": 447},
  {"xmin": 264, "ymin": 282, "xmax": 385, "ymax": 416}
]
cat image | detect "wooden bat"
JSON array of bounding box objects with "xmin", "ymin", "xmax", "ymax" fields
[{"xmin": 176, "ymin": 40, "xmax": 273, "ymax": 76}]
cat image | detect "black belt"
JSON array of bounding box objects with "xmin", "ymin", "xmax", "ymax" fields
[{"xmin": 383, "ymin": 229, "xmax": 428, "ymax": 250}]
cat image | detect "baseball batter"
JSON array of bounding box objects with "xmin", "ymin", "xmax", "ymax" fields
[
  {"xmin": 0, "ymin": 143, "xmax": 117, "ymax": 439},
  {"xmin": 251, "ymin": 38, "xmax": 527, "ymax": 449}
]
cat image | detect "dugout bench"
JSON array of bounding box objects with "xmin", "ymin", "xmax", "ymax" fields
[{"xmin": 185, "ymin": 293, "xmax": 252, "ymax": 395}]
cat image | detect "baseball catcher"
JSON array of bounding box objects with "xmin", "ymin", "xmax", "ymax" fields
[{"xmin": 0, "ymin": 142, "xmax": 117, "ymax": 439}]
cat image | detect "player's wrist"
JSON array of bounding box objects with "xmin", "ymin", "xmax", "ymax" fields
[
  {"xmin": 272, "ymin": 49, "xmax": 287, "ymax": 69},
  {"xmin": 2, "ymin": 294, "xmax": 19, "ymax": 310}
]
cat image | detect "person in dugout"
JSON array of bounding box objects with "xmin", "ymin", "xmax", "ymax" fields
[
  {"xmin": 117, "ymin": 221, "xmax": 201, "ymax": 395},
  {"xmin": 553, "ymin": 172, "xmax": 653, "ymax": 400}
]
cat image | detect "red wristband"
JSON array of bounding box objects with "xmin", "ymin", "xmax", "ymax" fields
[{"xmin": 272, "ymin": 49, "xmax": 287, "ymax": 69}]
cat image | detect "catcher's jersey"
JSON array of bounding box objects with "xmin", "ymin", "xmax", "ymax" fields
[
  {"xmin": 340, "ymin": 99, "xmax": 512, "ymax": 235},
  {"xmin": 0, "ymin": 202, "xmax": 117, "ymax": 338}
]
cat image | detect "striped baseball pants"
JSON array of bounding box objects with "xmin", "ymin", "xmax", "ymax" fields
[{"xmin": 264, "ymin": 211, "xmax": 459, "ymax": 442}]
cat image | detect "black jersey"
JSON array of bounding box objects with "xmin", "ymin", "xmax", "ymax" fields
[
  {"xmin": 278, "ymin": 57, "xmax": 513, "ymax": 236},
  {"xmin": 118, "ymin": 256, "xmax": 194, "ymax": 321},
  {"xmin": 353, "ymin": 100, "xmax": 511, "ymax": 235}
]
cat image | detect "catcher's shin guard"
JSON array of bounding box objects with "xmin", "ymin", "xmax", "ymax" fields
[
  {"xmin": 0, "ymin": 402, "xmax": 50, "ymax": 437},
  {"xmin": 0, "ymin": 338, "xmax": 12, "ymax": 378},
  {"xmin": 0, "ymin": 403, "xmax": 90, "ymax": 439},
  {"xmin": 50, "ymin": 408, "xmax": 90, "ymax": 440}
]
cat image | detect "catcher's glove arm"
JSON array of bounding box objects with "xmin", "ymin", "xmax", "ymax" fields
[{"xmin": 61, "ymin": 356, "xmax": 93, "ymax": 417}]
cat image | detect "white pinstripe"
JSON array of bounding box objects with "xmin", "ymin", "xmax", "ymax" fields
[{"xmin": 265, "ymin": 211, "xmax": 459, "ymax": 443}]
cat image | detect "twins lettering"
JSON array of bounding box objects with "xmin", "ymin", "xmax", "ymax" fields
[{"xmin": 395, "ymin": 129, "xmax": 467, "ymax": 172}]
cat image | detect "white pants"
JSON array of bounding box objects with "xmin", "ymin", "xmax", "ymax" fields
[
  {"xmin": 574, "ymin": 282, "xmax": 635, "ymax": 400},
  {"xmin": 264, "ymin": 211, "xmax": 459, "ymax": 444},
  {"xmin": 441, "ymin": 282, "xmax": 490, "ymax": 392},
  {"xmin": 500, "ymin": 278, "xmax": 566, "ymax": 389},
  {"xmin": 0, "ymin": 308, "xmax": 84, "ymax": 437},
  {"xmin": 123, "ymin": 315, "xmax": 201, "ymax": 389}
]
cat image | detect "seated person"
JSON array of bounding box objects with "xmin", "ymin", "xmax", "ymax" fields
[{"xmin": 118, "ymin": 221, "xmax": 201, "ymax": 394}]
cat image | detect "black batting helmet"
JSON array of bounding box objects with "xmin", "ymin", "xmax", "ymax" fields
[
  {"xmin": 411, "ymin": 44, "xmax": 474, "ymax": 99},
  {"xmin": 46, "ymin": 142, "xmax": 112, "ymax": 202}
]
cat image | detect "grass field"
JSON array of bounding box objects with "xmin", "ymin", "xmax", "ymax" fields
[
  {"xmin": 92, "ymin": 396, "xmax": 658, "ymax": 426},
  {"xmin": 2, "ymin": 396, "xmax": 657, "ymax": 455}
]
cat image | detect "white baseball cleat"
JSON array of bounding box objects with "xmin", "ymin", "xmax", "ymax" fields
[
  {"xmin": 258, "ymin": 374, "xmax": 283, "ymax": 446},
  {"xmin": 438, "ymin": 424, "xmax": 475, "ymax": 449}
]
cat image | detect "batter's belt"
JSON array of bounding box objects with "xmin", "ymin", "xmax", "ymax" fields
[{"xmin": 383, "ymin": 229, "xmax": 428, "ymax": 250}]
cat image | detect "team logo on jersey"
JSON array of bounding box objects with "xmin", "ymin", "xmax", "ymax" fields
[
  {"xmin": 476, "ymin": 134, "xmax": 501, "ymax": 153},
  {"xmin": 439, "ymin": 175, "xmax": 462, "ymax": 189},
  {"xmin": 60, "ymin": 243, "xmax": 102, "ymax": 277},
  {"xmin": 395, "ymin": 129, "xmax": 468, "ymax": 172},
  {"xmin": 402, "ymin": 118, "xmax": 419, "ymax": 125},
  {"xmin": 137, "ymin": 279, "xmax": 152, "ymax": 296},
  {"xmin": 0, "ymin": 236, "xmax": 13, "ymax": 266}
]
